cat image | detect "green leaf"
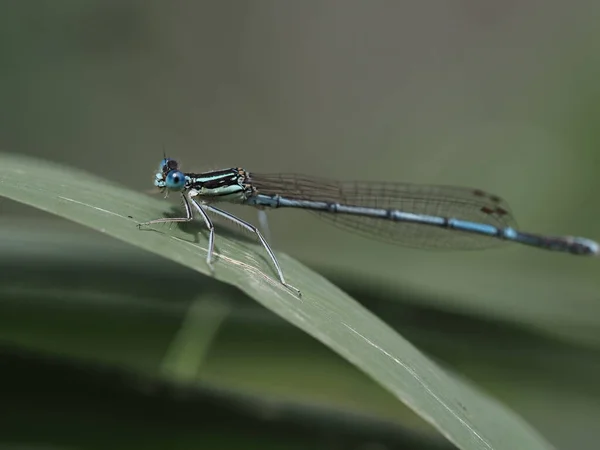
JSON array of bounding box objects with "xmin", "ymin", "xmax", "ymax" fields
[{"xmin": 0, "ymin": 152, "xmax": 554, "ymax": 450}]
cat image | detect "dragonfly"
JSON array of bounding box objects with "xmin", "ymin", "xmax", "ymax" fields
[{"xmin": 138, "ymin": 158, "xmax": 599, "ymax": 296}]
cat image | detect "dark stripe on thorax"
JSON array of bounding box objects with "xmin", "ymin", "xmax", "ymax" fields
[{"xmin": 188, "ymin": 169, "xmax": 240, "ymax": 189}]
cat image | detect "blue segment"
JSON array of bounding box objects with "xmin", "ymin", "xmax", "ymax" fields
[
  {"xmin": 448, "ymin": 219, "xmax": 498, "ymax": 236},
  {"xmin": 392, "ymin": 211, "xmax": 445, "ymax": 225},
  {"xmin": 165, "ymin": 169, "xmax": 186, "ymax": 191},
  {"xmin": 501, "ymin": 227, "xmax": 518, "ymax": 240},
  {"xmin": 249, "ymin": 194, "xmax": 280, "ymax": 208}
]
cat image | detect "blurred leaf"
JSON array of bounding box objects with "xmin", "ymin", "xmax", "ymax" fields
[
  {"xmin": 0, "ymin": 152, "xmax": 554, "ymax": 450},
  {"xmin": 1, "ymin": 344, "xmax": 455, "ymax": 450},
  {"xmin": 159, "ymin": 296, "xmax": 231, "ymax": 382}
]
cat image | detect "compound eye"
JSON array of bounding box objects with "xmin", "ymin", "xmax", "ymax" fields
[{"xmin": 165, "ymin": 170, "xmax": 186, "ymax": 190}]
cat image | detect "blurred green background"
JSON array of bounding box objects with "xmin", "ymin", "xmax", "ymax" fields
[{"xmin": 1, "ymin": 1, "xmax": 600, "ymax": 449}]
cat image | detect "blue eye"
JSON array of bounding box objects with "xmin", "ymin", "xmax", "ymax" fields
[{"xmin": 165, "ymin": 170, "xmax": 186, "ymax": 190}]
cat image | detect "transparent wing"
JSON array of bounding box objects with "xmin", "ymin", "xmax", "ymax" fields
[{"xmin": 249, "ymin": 173, "xmax": 518, "ymax": 250}]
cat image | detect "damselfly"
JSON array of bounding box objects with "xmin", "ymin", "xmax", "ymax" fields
[{"xmin": 138, "ymin": 158, "xmax": 599, "ymax": 296}]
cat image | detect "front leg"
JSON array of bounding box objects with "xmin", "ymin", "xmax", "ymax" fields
[
  {"xmin": 187, "ymin": 196, "xmax": 216, "ymax": 274},
  {"xmin": 137, "ymin": 192, "xmax": 217, "ymax": 275},
  {"xmin": 137, "ymin": 192, "xmax": 193, "ymax": 227}
]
